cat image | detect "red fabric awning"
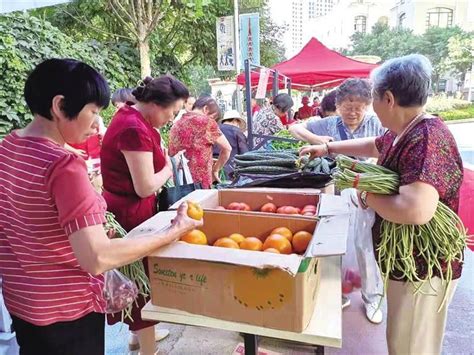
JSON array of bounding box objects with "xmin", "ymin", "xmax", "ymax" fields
[{"xmin": 237, "ymin": 37, "xmax": 379, "ymax": 91}]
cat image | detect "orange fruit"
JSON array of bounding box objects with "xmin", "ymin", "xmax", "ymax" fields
[
  {"xmin": 263, "ymin": 234, "xmax": 292, "ymax": 254},
  {"xmin": 187, "ymin": 200, "xmax": 204, "ymax": 220},
  {"xmin": 180, "ymin": 229, "xmax": 207, "ymax": 245},
  {"xmin": 292, "ymin": 231, "xmax": 313, "ymax": 253},
  {"xmin": 240, "ymin": 237, "xmax": 263, "ymax": 251},
  {"xmin": 263, "ymin": 248, "xmax": 280, "ymax": 254},
  {"xmin": 213, "ymin": 237, "xmax": 240, "ymax": 249},
  {"xmin": 270, "ymin": 227, "xmax": 293, "ymax": 242},
  {"xmin": 228, "ymin": 233, "xmax": 246, "ymax": 244}
]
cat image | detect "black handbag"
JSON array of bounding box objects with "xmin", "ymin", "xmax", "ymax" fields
[{"xmin": 158, "ymin": 154, "xmax": 201, "ymax": 211}]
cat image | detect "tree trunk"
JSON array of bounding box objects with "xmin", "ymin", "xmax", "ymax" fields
[{"xmin": 139, "ymin": 38, "xmax": 151, "ymax": 79}]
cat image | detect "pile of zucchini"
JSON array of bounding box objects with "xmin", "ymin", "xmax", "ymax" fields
[{"xmin": 233, "ymin": 150, "xmax": 334, "ymax": 176}]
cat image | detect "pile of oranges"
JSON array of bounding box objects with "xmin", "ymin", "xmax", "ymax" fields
[{"xmin": 180, "ymin": 227, "xmax": 313, "ymax": 255}]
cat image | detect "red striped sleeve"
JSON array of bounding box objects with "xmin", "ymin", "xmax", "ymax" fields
[{"xmin": 0, "ymin": 133, "xmax": 106, "ymax": 326}]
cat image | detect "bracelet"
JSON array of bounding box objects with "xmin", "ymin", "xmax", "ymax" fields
[
  {"xmin": 324, "ymin": 142, "xmax": 331, "ymax": 156},
  {"xmin": 360, "ymin": 191, "xmax": 369, "ymax": 209}
]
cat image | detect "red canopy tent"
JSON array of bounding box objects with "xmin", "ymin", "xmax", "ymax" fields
[{"xmin": 237, "ymin": 37, "xmax": 379, "ymax": 90}]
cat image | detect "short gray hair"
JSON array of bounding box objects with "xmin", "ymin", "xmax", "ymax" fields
[
  {"xmin": 370, "ymin": 54, "xmax": 432, "ymax": 107},
  {"xmin": 335, "ymin": 78, "xmax": 372, "ymax": 105}
]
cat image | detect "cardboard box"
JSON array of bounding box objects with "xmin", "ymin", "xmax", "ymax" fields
[
  {"xmin": 170, "ymin": 188, "xmax": 338, "ymax": 218},
  {"xmin": 128, "ymin": 195, "xmax": 350, "ymax": 332}
]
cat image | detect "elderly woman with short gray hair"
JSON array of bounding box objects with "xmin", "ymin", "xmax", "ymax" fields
[{"xmin": 301, "ymin": 54, "xmax": 463, "ymax": 354}]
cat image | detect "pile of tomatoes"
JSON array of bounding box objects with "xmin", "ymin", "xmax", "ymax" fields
[{"xmin": 219, "ymin": 202, "xmax": 317, "ymax": 216}]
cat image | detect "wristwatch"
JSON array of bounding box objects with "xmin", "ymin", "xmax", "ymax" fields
[{"xmin": 360, "ymin": 191, "xmax": 369, "ymax": 209}]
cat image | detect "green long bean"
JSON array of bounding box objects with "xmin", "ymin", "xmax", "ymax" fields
[
  {"xmin": 105, "ymin": 212, "xmax": 151, "ymax": 322},
  {"xmin": 335, "ymin": 155, "xmax": 466, "ymax": 312}
]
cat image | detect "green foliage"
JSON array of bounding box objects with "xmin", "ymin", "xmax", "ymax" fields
[
  {"xmin": 270, "ymin": 130, "xmax": 306, "ymax": 150},
  {"xmin": 425, "ymin": 96, "xmax": 471, "ymax": 113},
  {"xmin": 442, "ymin": 34, "xmax": 474, "ymax": 80},
  {"xmin": 436, "ymin": 105, "xmax": 474, "ymax": 121},
  {"xmin": 349, "ymin": 23, "xmax": 473, "ymax": 92},
  {"xmin": 35, "ymin": 0, "xmax": 285, "ymax": 81},
  {"xmin": 349, "ymin": 23, "xmax": 423, "ymax": 60},
  {"xmin": 259, "ymin": 5, "xmax": 286, "ymax": 67},
  {"xmin": 0, "ymin": 12, "xmax": 139, "ymax": 137}
]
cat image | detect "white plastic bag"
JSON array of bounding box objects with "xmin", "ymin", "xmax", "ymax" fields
[{"xmin": 340, "ymin": 189, "xmax": 383, "ymax": 302}]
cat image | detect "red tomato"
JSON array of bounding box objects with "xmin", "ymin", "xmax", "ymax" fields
[
  {"xmin": 352, "ymin": 274, "xmax": 362, "ymax": 288},
  {"xmin": 342, "ymin": 280, "xmax": 353, "ymax": 294},
  {"xmin": 240, "ymin": 203, "xmax": 251, "ymax": 211},
  {"xmin": 227, "ymin": 202, "xmax": 241, "ymax": 210},
  {"xmin": 260, "ymin": 203, "xmax": 277, "ymax": 213}
]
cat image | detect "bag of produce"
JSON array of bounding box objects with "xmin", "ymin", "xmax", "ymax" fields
[{"xmin": 103, "ymin": 269, "xmax": 138, "ymax": 314}]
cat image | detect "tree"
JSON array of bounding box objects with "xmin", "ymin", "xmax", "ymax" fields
[
  {"xmin": 443, "ymin": 34, "xmax": 474, "ymax": 81},
  {"xmin": 258, "ymin": 5, "xmax": 286, "ymax": 67},
  {"xmin": 349, "ymin": 23, "xmax": 423, "ymax": 60},
  {"xmin": 107, "ymin": 0, "xmax": 172, "ymax": 78},
  {"xmin": 420, "ymin": 26, "xmax": 465, "ymax": 90}
]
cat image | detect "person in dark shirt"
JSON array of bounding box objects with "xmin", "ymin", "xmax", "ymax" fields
[{"xmin": 213, "ymin": 109, "xmax": 248, "ymax": 179}]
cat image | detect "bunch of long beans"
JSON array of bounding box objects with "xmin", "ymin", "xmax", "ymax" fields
[
  {"xmin": 105, "ymin": 212, "xmax": 151, "ymax": 321},
  {"xmin": 334, "ymin": 155, "xmax": 466, "ymax": 311}
]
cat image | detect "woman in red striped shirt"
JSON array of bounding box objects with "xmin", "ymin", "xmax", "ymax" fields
[{"xmin": 0, "ymin": 58, "xmax": 201, "ymax": 355}]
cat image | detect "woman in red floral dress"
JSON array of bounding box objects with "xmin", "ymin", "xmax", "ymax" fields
[
  {"xmin": 300, "ymin": 54, "xmax": 463, "ymax": 354},
  {"xmin": 100, "ymin": 75, "xmax": 191, "ymax": 354},
  {"xmin": 169, "ymin": 96, "xmax": 231, "ymax": 188}
]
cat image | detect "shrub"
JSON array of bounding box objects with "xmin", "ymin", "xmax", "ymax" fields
[{"xmin": 0, "ymin": 13, "xmax": 139, "ymax": 137}]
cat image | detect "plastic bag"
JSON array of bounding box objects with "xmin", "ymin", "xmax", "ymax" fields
[
  {"xmin": 103, "ymin": 269, "xmax": 138, "ymax": 314},
  {"xmin": 340, "ymin": 189, "xmax": 383, "ymax": 301}
]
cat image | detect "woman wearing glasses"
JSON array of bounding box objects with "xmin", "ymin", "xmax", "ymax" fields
[{"xmin": 289, "ymin": 78, "xmax": 384, "ymax": 150}]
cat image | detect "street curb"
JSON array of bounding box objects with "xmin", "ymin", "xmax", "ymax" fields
[{"xmin": 445, "ymin": 118, "xmax": 474, "ymax": 124}]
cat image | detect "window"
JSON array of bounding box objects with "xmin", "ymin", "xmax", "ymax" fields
[
  {"xmin": 354, "ymin": 15, "xmax": 366, "ymax": 33},
  {"xmin": 398, "ymin": 13, "xmax": 406, "ymax": 27},
  {"xmin": 426, "ymin": 7, "xmax": 453, "ymax": 28}
]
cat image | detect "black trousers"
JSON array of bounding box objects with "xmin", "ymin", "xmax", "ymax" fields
[{"xmin": 11, "ymin": 312, "xmax": 105, "ymax": 355}]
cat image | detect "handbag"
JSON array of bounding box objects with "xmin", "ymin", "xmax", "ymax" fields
[{"xmin": 158, "ymin": 153, "xmax": 202, "ymax": 211}]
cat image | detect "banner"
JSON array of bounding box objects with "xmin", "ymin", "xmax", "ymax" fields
[
  {"xmin": 239, "ymin": 13, "xmax": 260, "ymax": 69},
  {"xmin": 216, "ymin": 16, "xmax": 236, "ymax": 71},
  {"xmin": 255, "ymin": 68, "xmax": 270, "ymax": 99}
]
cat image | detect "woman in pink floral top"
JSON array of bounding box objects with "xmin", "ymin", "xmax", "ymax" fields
[
  {"xmin": 169, "ymin": 96, "xmax": 231, "ymax": 188},
  {"xmin": 300, "ymin": 54, "xmax": 464, "ymax": 354}
]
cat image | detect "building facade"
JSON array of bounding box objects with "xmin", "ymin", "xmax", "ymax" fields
[
  {"xmin": 289, "ymin": 0, "xmax": 335, "ymax": 57},
  {"xmin": 389, "ymin": 0, "xmax": 474, "ymax": 34},
  {"xmin": 312, "ymin": 0, "xmax": 392, "ymax": 50}
]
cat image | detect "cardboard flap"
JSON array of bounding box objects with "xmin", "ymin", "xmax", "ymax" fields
[
  {"xmin": 170, "ymin": 190, "xmax": 218, "ymax": 210},
  {"xmin": 306, "ymin": 214, "xmax": 349, "ymax": 257},
  {"xmin": 126, "ymin": 211, "xmax": 304, "ymax": 275},
  {"xmin": 147, "ymin": 242, "xmax": 303, "ymax": 276},
  {"xmin": 317, "ymin": 194, "xmax": 351, "ymax": 216}
]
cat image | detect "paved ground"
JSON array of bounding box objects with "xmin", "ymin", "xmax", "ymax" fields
[
  {"xmin": 105, "ymin": 121, "xmax": 474, "ymax": 355},
  {"xmin": 104, "ymin": 250, "xmax": 473, "ymax": 354}
]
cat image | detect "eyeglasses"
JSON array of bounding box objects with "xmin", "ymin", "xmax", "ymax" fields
[{"xmin": 337, "ymin": 102, "xmax": 367, "ymax": 115}]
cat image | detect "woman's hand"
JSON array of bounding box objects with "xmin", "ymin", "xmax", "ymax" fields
[
  {"xmin": 212, "ymin": 169, "xmax": 221, "ymax": 184},
  {"xmin": 299, "ymin": 144, "xmax": 327, "ymax": 159},
  {"xmin": 170, "ymin": 202, "xmax": 203, "ymax": 238},
  {"xmin": 317, "ymin": 136, "xmax": 334, "ymax": 144}
]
